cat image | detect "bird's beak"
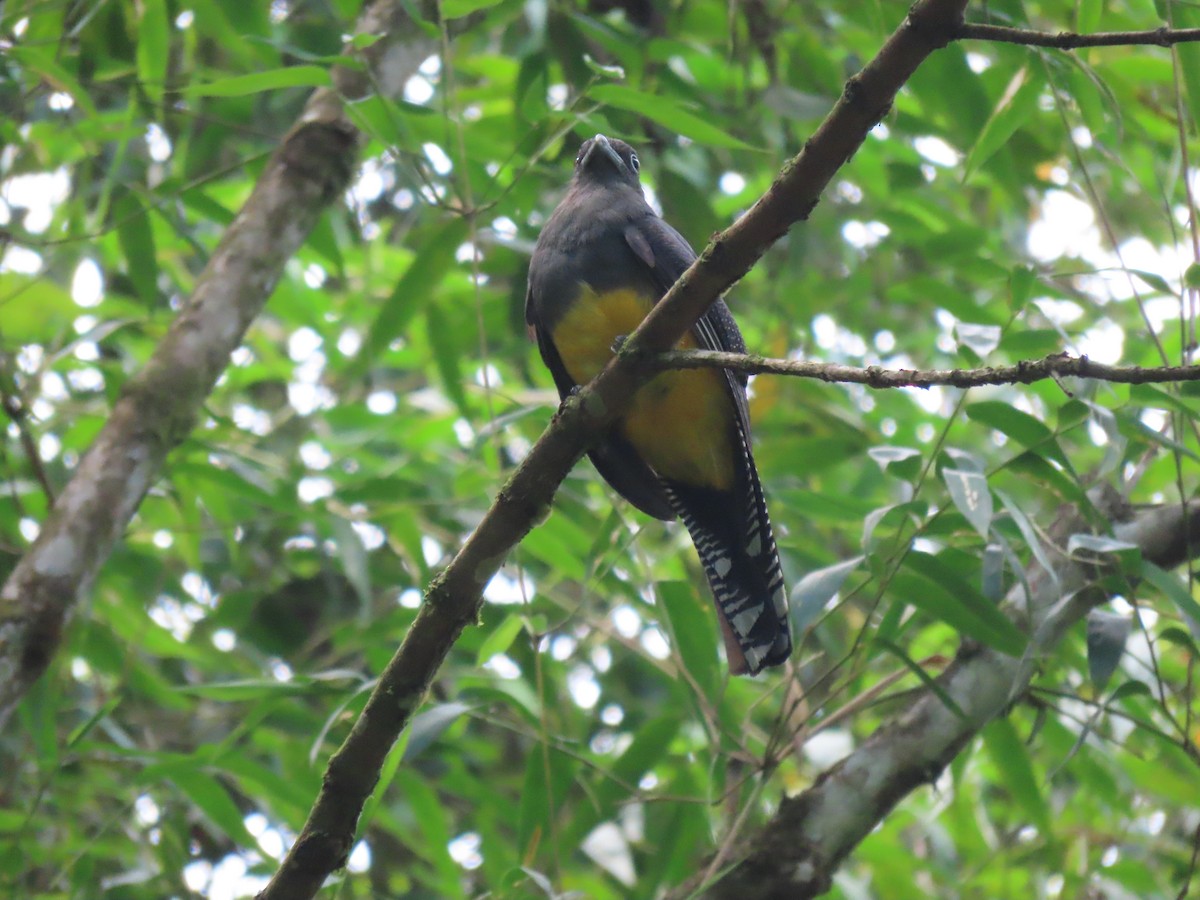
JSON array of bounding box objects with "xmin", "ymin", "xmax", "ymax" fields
[{"xmin": 581, "ymin": 133, "xmax": 625, "ymax": 174}]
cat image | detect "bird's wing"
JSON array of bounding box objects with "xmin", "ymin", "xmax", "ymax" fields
[
  {"xmin": 624, "ymin": 214, "xmax": 790, "ymax": 674},
  {"xmin": 623, "ymin": 216, "xmax": 750, "ymax": 413}
]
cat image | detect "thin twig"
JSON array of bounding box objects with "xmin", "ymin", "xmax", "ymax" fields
[
  {"xmin": 0, "ymin": 392, "xmax": 56, "ymax": 505},
  {"xmin": 958, "ymin": 23, "xmax": 1200, "ymax": 50},
  {"xmin": 650, "ymin": 349, "xmax": 1200, "ymax": 388}
]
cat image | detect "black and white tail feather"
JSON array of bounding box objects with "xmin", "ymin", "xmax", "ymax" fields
[{"xmin": 660, "ymin": 424, "xmax": 790, "ymax": 675}]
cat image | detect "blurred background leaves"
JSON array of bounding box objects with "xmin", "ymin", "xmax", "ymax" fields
[{"xmin": 1, "ymin": 0, "xmax": 1198, "ymax": 897}]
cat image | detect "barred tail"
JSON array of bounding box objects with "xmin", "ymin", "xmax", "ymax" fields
[{"xmin": 662, "ymin": 453, "xmax": 791, "ymax": 675}]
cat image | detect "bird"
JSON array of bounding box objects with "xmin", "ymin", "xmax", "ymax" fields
[{"xmin": 524, "ymin": 134, "xmax": 791, "ymax": 675}]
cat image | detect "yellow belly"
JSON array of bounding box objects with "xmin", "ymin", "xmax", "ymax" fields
[{"xmin": 550, "ymin": 286, "xmax": 735, "ymax": 490}]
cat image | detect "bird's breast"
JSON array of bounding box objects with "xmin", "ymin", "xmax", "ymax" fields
[{"xmin": 550, "ymin": 283, "xmax": 735, "ymax": 490}]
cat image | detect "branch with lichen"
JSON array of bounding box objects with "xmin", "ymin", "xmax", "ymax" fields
[
  {"xmin": 958, "ymin": 22, "xmax": 1200, "ymax": 50},
  {"xmin": 652, "ymin": 349, "xmax": 1200, "ymax": 390}
]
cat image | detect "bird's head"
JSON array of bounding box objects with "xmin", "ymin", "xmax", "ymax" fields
[{"xmin": 572, "ymin": 134, "xmax": 642, "ymax": 190}]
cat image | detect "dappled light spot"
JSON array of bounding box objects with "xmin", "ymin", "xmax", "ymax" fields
[
  {"xmin": 483, "ymin": 569, "xmax": 532, "ymax": 605},
  {"xmin": 297, "ymin": 475, "xmax": 333, "ymax": 502},
  {"xmin": 212, "ymin": 629, "xmax": 236, "ymax": 651},
  {"xmin": 421, "ymin": 536, "xmax": 443, "ymax": 566},
  {"xmin": 423, "ymin": 142, "xmax": 453, "ymax": 176},
  {"xmin": 551, "ymin": 634, "xmax": 576, "ymax": 660},
  {"xmin": 146, "ymin": 123, "xmax": 172, "ymax": 162},
  {"xmin": 2, "ymin": 244, "xmax": 42, "ymax": 273},
  {"xmin": 612, "ymin": 605, "xmax": 641, "ymax": 638},
  {"xmin": 913, "ymin": 135, "xmax": 961, "ymax": 167},
  {"xmin": 803, "ymin": 729, "xmax": 853, "ymax": 768},
  {"xmin": 719, "ymin": 171, "xmax": 746, "ymax": 195},
  {"xmin": 347, "ymin": 840, "xmax": 371, "ymax": 873},
  {"xmin": 640, "ymin": 625, "xmax": 670, "ymax": 660},
  {"xmin": 71, "ymin": 258, "xmax": 103, "ymax": 307},
  {"xmin": 448, "ymin": 832, "xmax": 483, "ymax": 870},
  {"xmin": 484, "ymin": 653, "xmax": 521, "ymax": 679},
  {"xmin": 366, "ymin": 390, "xmax": 397, "ymax": 414},
  {"xmin": 568, "ymin": 664, "xmax": 600, "ymax": 708}
]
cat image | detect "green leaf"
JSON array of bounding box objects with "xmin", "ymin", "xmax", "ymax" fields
[
  {"xmin": 1173, "ymin": 5, "xmax": 1200, "ymax": 148},
  {"xmin": 895, "ymin": 552, "xmax": 1026, "ymax": 656},
  {"xmin": 441, "ymin": 0, "xmax": 505, "ymax": 17},
  {"xmin": 477, "ymin": 613, "xmax": 526, "ymax": 665},
  {"xmin": 1142, "ymin": 562, "xmax": 1200, "ymax": 639},
  {"xmin": 185, "ymin": 66, "xmax": 332, "ymax": 97},
  {"xmin": 867, "ymin": 445, "xmax": 923, "ymax": 481},
  {"xmin": 968, "ymin": 401, "xmax": 1073, "ymax": 470},
  {"xmin": 1128, "ymin": 269, "xmax": 1173, "ymax": 296},
  {"xmin": 942, "ymin": 468, "xmax": 992, "ymax": 539},
  {"xmin": 996, "ymin": 488, "xmax": 1058, "ymax": 584},
  {"xmin": 403, "ymin": 701, "xmax": 474, "ymax": 761},
  {"xmin": 66, "ymin": 697, "xmax": 123, "ymax": 749},
  {"xmin": 1056, "ymin": 399, "xmax": 1090, "ymax": 430},
  {"xmin": 137, "ymin": 0, "xmax": 170, "ymax": 105},
  {"xmin": 1006, "ymin": 452, "xmax": 1089, "ymax": 506},
  {"xmin": 967, "ymin": 401, "xmax": 1052, "ymax": 449},
  {"xmin": 115, "ymin": 194, "xmax": 160, "ymax": 305},
  {"xmin": 394, "ymin": 769, "xmax": 461, "ymax": 895},
  {"xmin": 1109, "ymin": 679, "xmax": 1152, "ymax": 702},
  {"xmin": 1086, "ymin": 610, "xmax": 1131, "ymax": 691},
  {"xmin": 1066, "ymin": 533, "xmax": 1138, "ymax": 558},
  {"xmin": 1158, "ymin": 626, "xmax": 1199, "ymax": 657},
  {"xmin": 789, "ymin": 556, "xmax": 863, "ymax": 632},
  {"xmin": 518, "ymin": 746, "xmax": 577, "ymax": 859},
  {"xmin": 353, "ymin": 217, "xmax": 470, "ymax": 377},
  {"xmin": 8, "ymin": 46, "xmax": 98, "ymax": 117},
  {"xmin": 875, "ymin": 638, "xmax": 964, "ymax": 717},
  {"xmin": 982, "ymin": 719, "xmax": 1050, "ymax": 833},
  {"xmin": 329, "ymin": 514, "xmax": 371, "ymax": 606},
  {"xmin": 174, "ymin": 679, "xmax": 323, "ymax": 700},
  {"xmin": 1008, "ymin": 265, "xmax": 1036, "ymax": 312},
  {"xmin": 159, "ymin": 768, "xmax": 255, "ymax": 845},
  {"xmin": 427, "ymin": 302, "xmax": 469, "ymax": 415},
  {"xmin": 583, "ymin": 54, "xmax": 626, "ymax": 80},
  {"xmin": 862, "ymin": 501, "xmax": 927, "ymax": 552},
  {"xmin": 563, "ymin": 716, "xmax": 681, "ymax": 849},
  {"xmin": 588, "ymin": 84, "xmax": 755, "ymax": 149},
  {"xmin": 0, "ymin": 275, "xmax": 77, "ymax": 342},
  {"xmin": 658, "ymin": 581, "xmax": 719, "ymax": 693},
  {"xmin": 359, "ymin": 732, "xmax": 409, "ymax": 834},
  {"xmin": 1076, "ymin": 0, "xmax": 1102, "ymax": 32},
  {"xmin": 965, "ymin": 66, "xmax": 1043, "ymax": 178}
]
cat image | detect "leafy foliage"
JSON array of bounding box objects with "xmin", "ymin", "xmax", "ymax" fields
[{"xmin": 1, "ymin": 0, "xmax": 1198, "ymax": 898}]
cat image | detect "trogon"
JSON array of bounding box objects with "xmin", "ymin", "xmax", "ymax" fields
[{"xmin": 524, "ymin": 134, "xmax": 792, "ymax": 675}]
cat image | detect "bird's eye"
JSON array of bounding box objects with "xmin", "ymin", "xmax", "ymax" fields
[{"xmin": 629, "ymin": 152, "xmax": 640, "ymax": 173}]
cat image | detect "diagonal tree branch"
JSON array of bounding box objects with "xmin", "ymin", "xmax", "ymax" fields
[
  {"xmin": 255, "ymin": 0, "xmax": 972, "ymax": 896},
  {"xmin": 677, "ymin": 496, "xmax": 1200, "ymax": 899},
  {"xmin": 653, "ymin": 349, "xmax": 1200, "ymax": 388},
  {"xmin": 0, "ymin": 0, "xmax": 438, "ymax": 728}
]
